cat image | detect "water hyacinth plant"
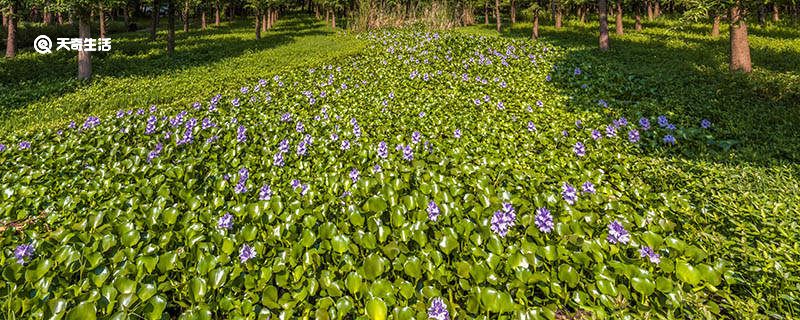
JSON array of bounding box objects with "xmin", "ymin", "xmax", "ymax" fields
[{"xmin": 0, "ymin": 29, "xmax": 743, "ymax": 319}]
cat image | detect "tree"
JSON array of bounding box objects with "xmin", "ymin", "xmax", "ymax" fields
[
  {"xmin": 150, "ymin": 0, "xmax": 160, "ymax": 41},
  {"xmin": 167, "ymin": 0, "xmax": 175, "ymax": 54},
  {"xmin": 598, "ymin": 0, "xmax": 610, "ymax": 50},
  {"xmin": 494, "ymin": 0, "xmax": 500, "ymax": 32},
  {"xmin": 615, "ymin": 0, "xmax": 623, "ymax": 34},
  {"xmin": 681, "ymin": 0, "xmax": 753, "ymax": 72},
  {"xmin": 56, "ymin": 0, "xmax": 94, "ymax": 78},
  {"xmin": 529, "ymin": 0, "xmax": 542, "ymax": 38},
  {"xmin": 1, "ymin": 0, "xmax": 20, "ymax": 58}
]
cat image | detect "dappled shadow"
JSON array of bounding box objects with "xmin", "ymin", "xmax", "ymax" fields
[
  {"xmin": 464, "ymin": 21, "xmax": 800, "ymax": 165},
  {"xmin": 0, "ymin": 16, "xmax": 332, "ymax": 114}
]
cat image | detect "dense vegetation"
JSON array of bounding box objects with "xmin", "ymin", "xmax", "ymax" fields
[{"xmin": 1, "ymin": 8, "xmax": 799, "ymax": 320}]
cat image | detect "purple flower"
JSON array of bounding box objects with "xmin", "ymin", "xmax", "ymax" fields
[
  {"xmin": 234, "ymin": 168, "xmax": 249, "ymax": 194},
  {"xmin": 206, "ymin": 135, "xmax": 218, "ymax": 144},
  {"xmin": 377, "ymin": 141, "xmax": 388, "ymax": 159},
  {"xmin": 201, "ymin": 118, "xmax": 216, "ymax": 129},
  {"xmin": 349, "ymin": 168, "xmax": 359, "ymax": 183},
  {"xmin": 300, "ymin": 184, "xmax": 309, "ymax": 196},
  {"xmin": 412, "ymin": 131, "xmax": 421, "ymax": 144},
  {"xmin": 527, "ymin": 121, "xmax": 536, "ymax": 132},
  {"xmin": 291, "ymin": 179, "xmax": 301, "ymax": 189},
  {"xmin": 273, "ymin": 152, "xmax": 284, "ymax": 167},
  {"xmin": 231, "ymin": 98, "xmax": 240, "ymax": 107},
  {"xmin": 545, "ymin": 74, "xmax": 551, "ymax": 82},
  {"xmin": 278, "ymin": 139, "xmax": 290, "ymax": 153},
  {"xmin": 666, "ymin": 123, "xmax": 676, "ymax": 131},
  {"xmin": 296, "ymin": 121, "xmax": 304, "ymax": 133},
  {"xmin": 617, "ymin": 117, "xmax": 628, "ymax": 127},
  {"xmin": 605, "ymin": 125, "xmax": 617, "ymax": 138},
  {"xmin": 259, "ymin": 185, "xmax": 273, "ymax": 200},
  {"xmin": 240, "ymin": 86, "xmax": 249, "ymax": 94},
  {"xmin": 639, "ymin": 117, "xmax": 651, "ymax": 130},
  {"xmin": 149, "ymin": 105, "xmax": 157, "ymax": 113},
  {"xmin": 427, "ymin": 201, "xmax": 440, "ymax": 221},
  {"xmin": 562, "ymin": 182, "xmax": 578, "ymax": 205},
  {"xmin": 497, "ymin": 101, "xmax": 505, "ymax": 110},
  {"xmin": 0, "ymin": 144, "xmax": 6, "ymax": 152},
  {"xmin": 581, "ymin": 181, "xmax": 596, "ymax": 194},
  {"xmin": 237, "ymin": 125, "xmax": 247, "ymax": 143},
  {"xmin": 591, "ymin": 129, "xmax": 602, "ymax": 140},
  {"xmin": 573, "ymin": 142, "xmax": 586, "ymax": 157},
  {"xmin": 239, "ymin": 244, "xmax": 256, "ymax": 263},
  {"xmin": 419, "ymin": 111, "xmax": 426, "ymax": 118},
  {"xmin": 427, "ymin": 297, "xmax": 450, "ymax": 320},
  {"xmin": 353, "ymin": 124, "xmax": 362, "ymax": 139},
  {"xmin": 454, "ymin": 129, "xmax": 462, "ymax": 138},
  {"xmin": 296, "ymin": 140, "xmax": 308, "ymax": 156},
  {"xmin": 701, "ymin": 119, "xmax": 712, "ymax": 129},
  {"xmin": 607, "ymin": 220, "xmax": 630, "ymax": 244},
  {"xmin": 490, "ymin": 202, "xmax": 517, "ymax": 237},
  {"xmin": 639, "ymin": 246, "xmax": 661, "ymax": 264},
  {"xmin": 598, "ymin": 99, "xmax": 608, "ymax": 108},
  {"xmin": 663, "ymin": 134, "xmax": 676, "ymax": 145},
  {"xmin": 534, "ymin": 207, "xmax": 554, "ymax": 233},
  {"xmin": 373, "ymin": 164, "xmax": 382, "ymax": 173},
  {"xmin": 147, "ymin": 143, "xmax": 163, "ymax": 163},
  {"xmin": 145, "ymin": 116, "xmax": 157, "ymax": 134},
  {"xmin": 628, "ymin": 129, "xmax": 640, "ymax": 143},
  {"xmin": 218, "ymin": 213, "xmax": 233, "ymax": 230},
  {"xmin": 281, "ymin": 113, "xmax": 292, "ymax": 122},
  {"xmin": 402, "ymin": 145, "xmax": 413, "ymax": 161},
  {"xmin": 341, "ymin": 140, "xmax": 351, "ymax": 150},
  {"xmin": 82, "ymin": 116, "xmax": 100, "ymax": 129},
  {"xmin": 330, "ymin": 133, "xmax": 339, "ymax": 142},
  {"xmin": 574, "ymin": 67, "xmax": 582, "ymax": 75},
  {"xmin": 18, "ymin": 141, "xmax": 31, "ymax": 150},
  {"xmin": 536, "ymin": 100, "xmax": 544, "ymax": 107},
  {"xmin": 14, "ymin": 244, "xmax": 34, "ymax": 264},
  {"xmin": 575, "ymin": 120, "xmax": 583, "ymax": 128},
  {"xmin": 657, "ymin": 115, "xmax": 669, "ymax": 128}
]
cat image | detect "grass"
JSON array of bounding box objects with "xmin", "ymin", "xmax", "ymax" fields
[
  {"xmin": 0, "ymin": 16, "xmax": 365, "ymax": 135},
  {"xmin": 460, "ymin": 17, "xmax": 800, "ymax": 315},
  {"xmin": 1, "ymin": 13, "xmax": 799, "ymax": 317}
]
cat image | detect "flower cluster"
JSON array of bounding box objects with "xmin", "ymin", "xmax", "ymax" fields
[
  {"xmin": 534, "ymin": 207, "xmax": 554, "ymax": 233},
  {"xmin": 607, "ymin": 220, "xmax": 631, "ymax": 244},
  {"xmin": 490, "ymin": 202, "xmax": 517, "ymax": 237}
]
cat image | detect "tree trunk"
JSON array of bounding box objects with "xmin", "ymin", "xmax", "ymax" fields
[
  {"xmin": 729, "ymin": 3, "xmax": 751, "ymax": 72},
  {"xmin": 494, "ymin": 0, "xmax": 501, "ymax": 32},
  {"xmin": 124, "ymin": 6, "xmax": 130, "ymax": 26},
  {"xmin": 167, "ymin": 0, "xmax": 175, "ymax": 55},
  {"xmin": 201, "ymin": 10, "xmax": 206, "ymax": 29},
  {"xmin": 598, "ymin": 0, "xmax": 610, "ymax": 51},
  {"xmin": 314, "ymin": 5, "xmax": 320, "ymax": 19},
  {"xmin": 615, "ymin": 0, "xmax": 623, "ymax": 34},
  {"xmin": 325, "ymin": 8, "xmax": 329, "ymax": 24},
  {"xmin": 710, "ymin": 14, "xmax": 720, "ymax": 37},
  {"xmin": 44, "ymin": 8, "xmax": 52, "ymax": 24},
  {"xmin": 5, "ymin": 5, "xmax": 15, "ymax": 58},
  {"xmin": 255, "ymin": 10, "xmax": 260, "ymax": 39},
  {"xmin": 772, "ymin": 4, "xmax": 779, "ymax": 21},
  {"xmin": 78, "ymin": 14, "xmax": 92, "ymax": 79},
  {"xmin": 484, "ymin": 2, "xmax": 488, "ymax": 25},
  {"xmin": 654, "ymin": 0, "xmax": 660, "ymax": 18},
  {"xmin": 646, "ymin": 0, "xmax": 653, "ymax": 21},
  {"xmin": 332, "ymin": 9, "xmax": 336, "ymax": 29},
  {"xmin": 1, "ymin": 13, "xmax": 5, "ymax": 29},
  {"xmin": 758, "ymin": 5, "xmax": 766, "ymax": 26},
  {"xmin": 532, "ymin": 11, "xmax": 539, "ymax": 39},
  {"xmin": 151, "ymin": 0, "xmax": 160, "ymax": 41},
  {"xmin": 635, "ymin": 3, "xmax": 642, "ymax": 31},
  {"xmin": 262, "ymin": 12, "xmax": 267, "ymax": 31},
  {"xmin": 58, "ymin": 12, "xmax": 63, "ymax": 24},
  {"xmin": 510, "ymin": 0, "xmax": 516, "ymax": 24},
  {"xmin": 182, "ymin": 0, "xmax": 189, "ymax": 31},
  {"xmin": 215, "ymin": 2, "xmax": 220, "ymax": 26},
  {"xmin": 99, "ymin": 3, "xmax": 107, "ymax": 38},
  {"xmin": 555, "ymin": 6, "xmax": 562, "ymax": 29}
]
